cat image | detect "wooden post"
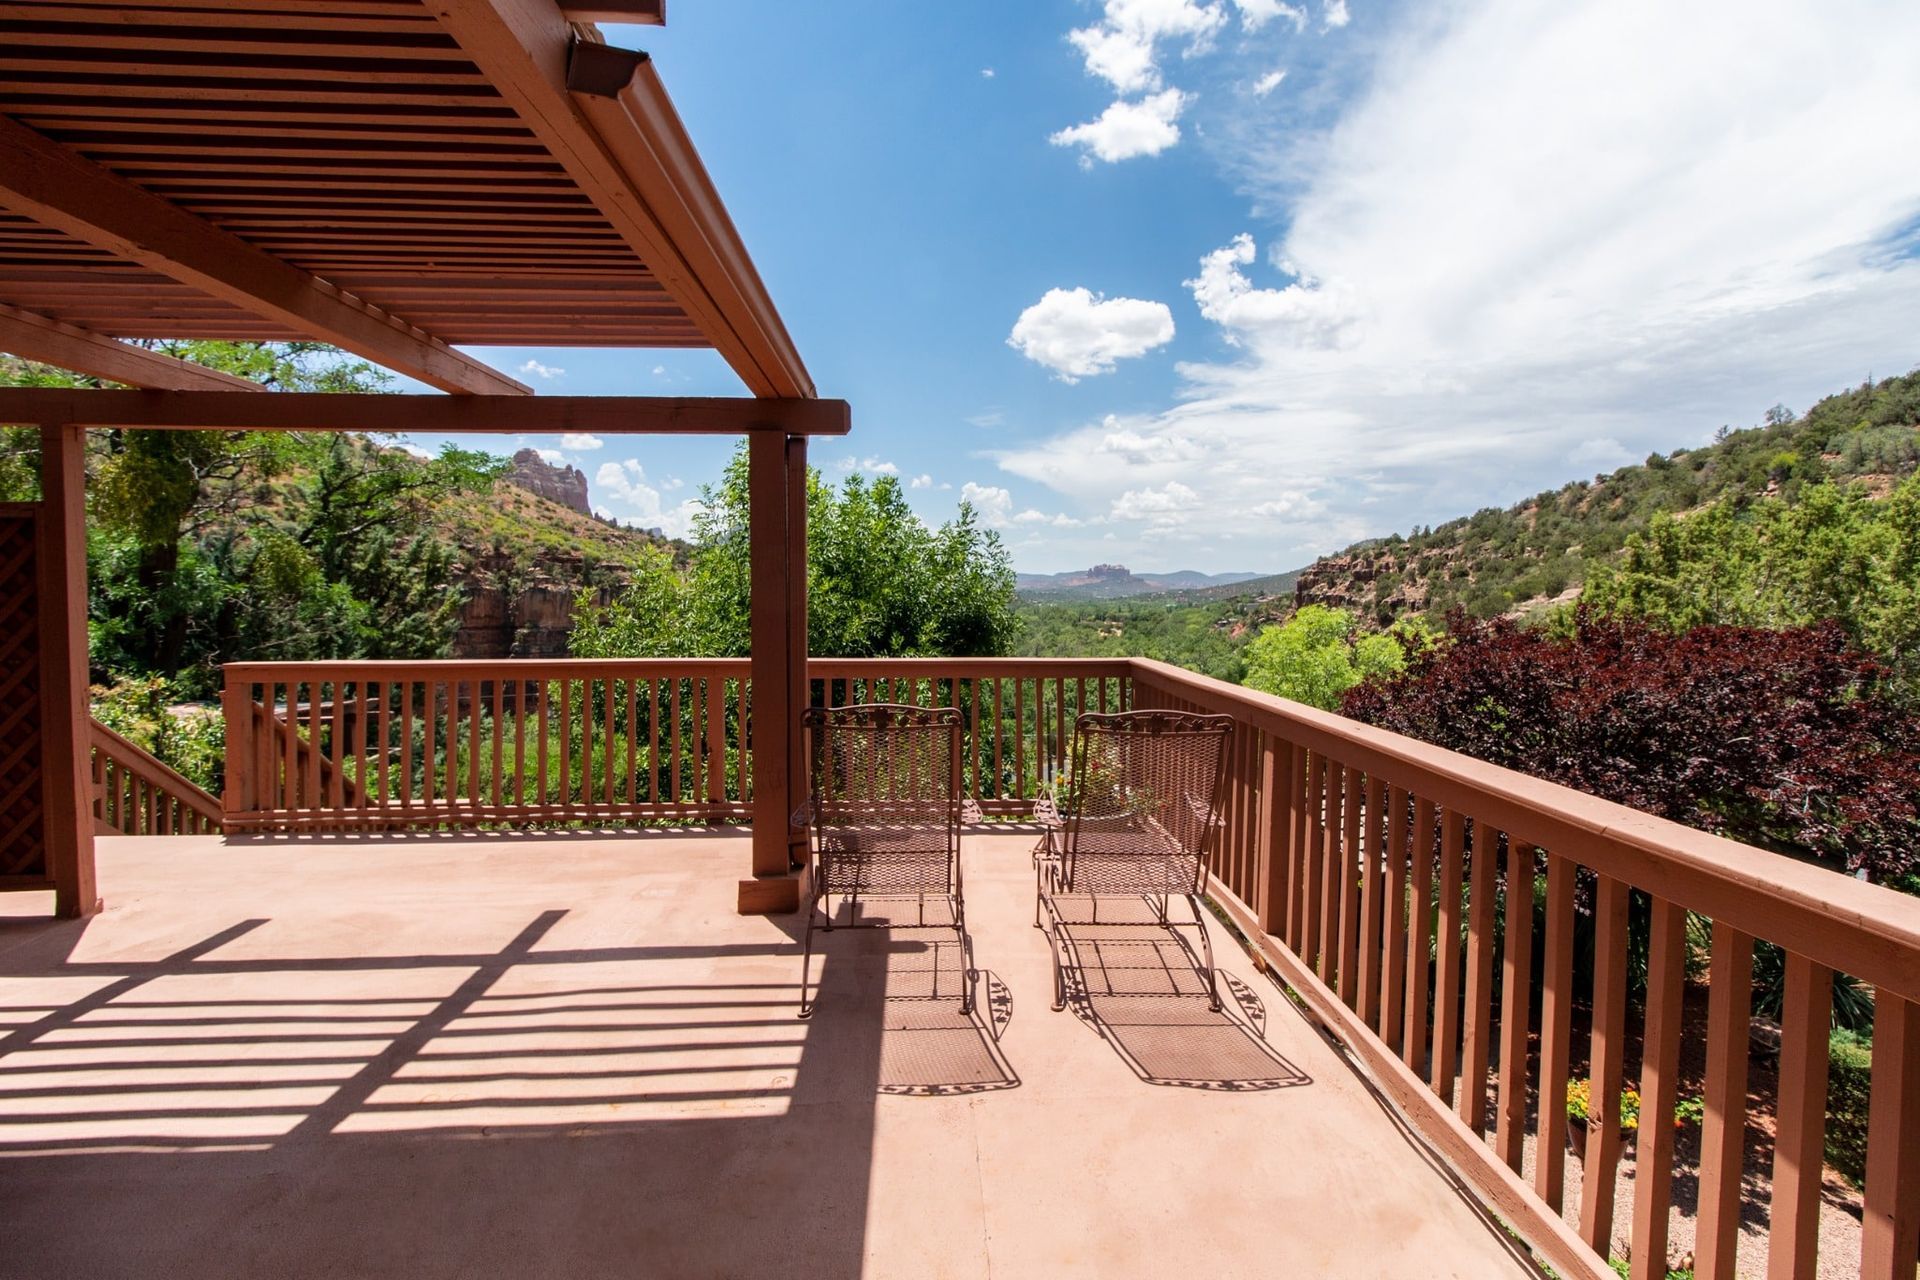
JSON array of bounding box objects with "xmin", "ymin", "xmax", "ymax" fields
[
  {"xmin": 741, "ymin": 429, "xmax": 803, "ymax": 913},
  {"xmin": 784, "ymin": 435, "xmax": 809, "ymax": 872},
  {"xmin": 38, "ymin": 424, "xmax": 98, "ymax": 918}
]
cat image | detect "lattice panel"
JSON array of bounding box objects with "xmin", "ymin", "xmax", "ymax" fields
[{"xmin": 0, "ymin": 513, "xmax": 44, "ymax": 882}]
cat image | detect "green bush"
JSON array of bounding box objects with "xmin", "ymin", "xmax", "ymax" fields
[{"xmin": 1825, "ymin": 1027, "xmax": 1873, "ymax": 1186}]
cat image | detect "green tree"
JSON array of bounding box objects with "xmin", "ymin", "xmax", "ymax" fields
[
  {"xmin": 1242, "ymin": 605, "xmax": 1427, "ymax": 710},
  {"xmin": 574, "ymin": 444, "xmax": 1018, "ymax": 659}
]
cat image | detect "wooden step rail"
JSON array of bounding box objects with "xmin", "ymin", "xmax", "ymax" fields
[
  {"xmin": 1129, "ymin": 657, "xmax": 1920, "ymax": 1280},
  {"xmin": 88, "ymin": 718, "xmax": 222, "ymax": 836}
]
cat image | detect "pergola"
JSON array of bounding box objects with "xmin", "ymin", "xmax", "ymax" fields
[{"xmin": 0, "ymin": 0, "xmax": 847, "ymax": 917}]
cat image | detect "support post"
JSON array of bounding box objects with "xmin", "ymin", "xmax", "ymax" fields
[
  {"xmin": 38, "ymin": 424, "xmax": 98, "ymax": 918},
  {"xmin": 741, "ymin": 429, "xmax": 805, "ymax": 913},
  {"xmin": 785, "ymin": 435, "xmax": 809, "ymax": 872}
]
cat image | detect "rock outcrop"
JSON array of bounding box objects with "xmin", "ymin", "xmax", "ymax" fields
[
  {"xmin": 451, "ymin": 550, "xmax": 624, "ymax": 658},
  {"xmin": 506, "ymin": 448, "xmax": 590, "ymax": 515}
]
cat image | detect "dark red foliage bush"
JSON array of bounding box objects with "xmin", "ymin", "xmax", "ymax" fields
[{"xmin": 1340, "ymin": 610, "xmax": 1920, "ymax": 883}]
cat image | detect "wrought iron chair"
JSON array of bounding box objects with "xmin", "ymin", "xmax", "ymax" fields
[
  {"xmin": 1034, "ymin": 709, "xmax": 1235, "ymax": 1014},
  {"xmin": 797, "ymin": 703, "xmax": 972, "ymax": 1019}
]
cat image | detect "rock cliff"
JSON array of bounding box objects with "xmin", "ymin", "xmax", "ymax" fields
[{"xmin": 505, "ymin": 448, "xmax": 591, "ymax": 515}]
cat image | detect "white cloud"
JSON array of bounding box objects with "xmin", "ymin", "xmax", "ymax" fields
[
  {"xmin": 593, "ymin": 459, "xmax": 702, "ymax": 539},
  {"xmin": 966, "ymin": 409, "xmax": 1006, "ymax": 428},
  {"xmin": 1322, "ymin": 0, "xmax": 1350, "ymax": 29},
  {"xmin": 400, "ymin": 443, "xmax": 433, "ymax": 460},
  {"xmin": 1186, "ymin": 233, "xmax": 1365, "ymax": 349},
  {"xmin": 560, "ymin": 433, "xmax": 603, "ymax": 451},
  {"xmin": 999, "ymin": 0, "xmax": 1920, "ymax": 572},
  {"xmin": 1235, "ymin": 0, "xmax": 1306, "ymax": 31},
  {"xmin": 533, "ymin": 448, "xmax": 567, "ymax": 466},
  {"xmin": 1110, "ymin": 481, "xmax": 1200, "ymax": 524},
  {"xmin": 960, "ymin": 482, "xmax": 1015, "ymax": 524},
  {"xmin": 1068, "ymin": 0, "xmax": 1227, "ymax": 94},
  {"xmin": 910, "ymin": 474, "xmax": 934, "ymax": 489},
  {"xmin": 835, "ymin": 455, "xmax": 900, "ymax": 476},
  {"xmin": 1252, "ymin": 68, "xmax": 1288, "ymax": 97},
  {"xmin": 518, "ymin": 359, "xmax": 565, "ymax": 380},
  {"xmin": 1051, "ymin": 89, "xmax": 1190, "ymax": 165},
  {"xmin": 981, "ymin": 67, "xmax": 996, "ymax": 79},
  {"xmin": 1007, "ymin": 286, "xmax": 1177, "ymax": 381}
]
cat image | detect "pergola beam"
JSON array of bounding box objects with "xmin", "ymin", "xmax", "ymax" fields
[
  {"xmin": 431, "ymin": 0, "xmax": 814, "ymax": 398},
  {"xmin": 563, "ymin": 1, "xmax": 666, "ymax": 21},
  {"xmin": 0, "ymin": 115, "xmax": 529, "ymax": 398},
  {"xmin": 0, "ymin": 304, "xmax": 264, "ymax": 393},
  {"xmin": 0, "ymin": 389, "xmax": 850, "ymax": 435}
]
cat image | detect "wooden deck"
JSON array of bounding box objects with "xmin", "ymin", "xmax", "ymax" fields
[{"xmin": 0, "ymin": 831, "xmax": 1533, "ymax": 1279}]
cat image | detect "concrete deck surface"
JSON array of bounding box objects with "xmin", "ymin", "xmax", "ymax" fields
[{"xmin": 0, "ymin": 831, "xmax": 1535, "ymax": 1279}]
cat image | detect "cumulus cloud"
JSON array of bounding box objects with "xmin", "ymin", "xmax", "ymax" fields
[
  {"xmin": 560, "ymin": 433, "xmax": 603, "ymax": 451},
  {"xmin": 981, "ymin": 67, "xmax": 996, "ymax": 78},
  {"xmin": 594, "ymin": 459, "xmax": 702, "ymax": 539},
  {"xmin": 1235, "ymin": 0, "xmax": 1306, "ymax": 30},
  {"xmin": 999, "ymin": 0, "xmax": 1920, "ymax": 572},
  {"xmin": 1322, "ymin": 0, "xmax": 1349, "ymax": 29},
  {"xmin": 1051, "ymin": 89, "xmax": 1190, "ymax": 165},
  {"xmin": 910, "ymin": 474, "xmax": 934, "ymax": 489},
  {"xmin": 1251, "ymin": 68, "xmax": 1288, "ymax": 97},
  {"xmin": 1186, "ymin": 233, "xmax": 1365, "ymax": 349},
  {"xmin": 1007, "ymin": 287, "xmax": 1177, "ymax": 381},
  {"xmin": 835, "ymin": 455, "xmax": 900, "ymax": 476},
  {"xmin": 1068, "ymin": 0, "xmax": 1227, "ymax": 94},
  {"xmin": 960, "ymin": 482, "xmax": 1014, "ymax": 522},
  {"xmin": 518, "ymin": 359, "xmax": 565, "ymax": 380},
  {"xmin": 533, "ymin": 448, "xmax": 567, "ymax": 466}
]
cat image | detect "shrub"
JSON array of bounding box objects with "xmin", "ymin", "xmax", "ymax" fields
[
  {"xmin": 1342, "ymin": 612, "xmax": 1920, "ymax": 884},
  {"xmin": 1825, "ymin": 1028, "xmax": 1873, "ymax": 1185}
]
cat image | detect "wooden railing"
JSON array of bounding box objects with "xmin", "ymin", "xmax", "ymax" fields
[
  {"xmin": 221, "ymin": 657, "xmax": 1132, "ymax": 832},
  {"xmin": 1131, "ymin": 658, "xmax": 1920, "ymax": 1280},
  {"xmin": 213, "ymin": 653, "xmax": 1920, "ymax": 1278},
  {"xmin": 89, "ymin": 718, "xmax": 222, "ymax": 836}
]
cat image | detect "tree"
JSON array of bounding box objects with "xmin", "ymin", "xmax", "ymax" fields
[
  {"xmin": 1242, "ymin": 606, "xmax": 1430, "ymax": 710},
  {"xmin": 573, "ymin": 444, "xmax": 1019, "ymax": 659},
  {"xmin": 1342, "ymin": 611, "xmax": 1920, "ymax": 884},
  {"xmin": 1583, "ymin": 474, "xmax": 1920, "ymax": 687}
]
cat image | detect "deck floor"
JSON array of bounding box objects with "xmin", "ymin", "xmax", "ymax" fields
[{"xmin": 0, "ymin": 831, "xmax": 1534, "ymax": 1279}]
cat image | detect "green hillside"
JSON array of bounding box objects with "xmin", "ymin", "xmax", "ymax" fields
[{"xmin": 1293, "ymin": 371, "xmax": 1920, "ymax": 626}]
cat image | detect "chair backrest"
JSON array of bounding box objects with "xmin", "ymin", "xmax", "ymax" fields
[
  {"xmin": 1060, "ymin": 709, "xmax": 1235, "ymax": 896},
  {"xmin": 801, "ymin": 701, "xmax": 962, "ymax": 845}
]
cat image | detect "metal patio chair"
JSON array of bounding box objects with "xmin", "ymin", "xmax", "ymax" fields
[
  {"xmin": 797, "ymin": 703, "xmax": 972, "ymax": 1019},
  {"xmin": 1034, "ymin": 709, "xmax": 1235, "ymax": 1014}
]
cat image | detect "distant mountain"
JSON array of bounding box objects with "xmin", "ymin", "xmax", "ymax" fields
[{"xmin": 1017, "ymin": 563, "xmax": 1268, "ymax": 600}]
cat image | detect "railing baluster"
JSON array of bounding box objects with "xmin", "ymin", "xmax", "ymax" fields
[
  {"xmin": 1535, "ymin": 852, "xmax": 1576, "ymax": 1211},
  {"xmin": 1459, "ymin": 821, "xmax": 1497, "ymax": 1134},
  {"xmin": 1861, "ymin": 994, "xmax": 1920, "ymax": 1279},
  {"xmin": 1381, "ymin": 783, "xmax": 1409, "ymax": 1052},
  {"xmin": 1695, "ymin": 921, "xmax": 1754, "ymax": 1280},
  {"xmin": 1013, "ymin": 678, "xmax": 1026, "ymax": 804},
  {"xmin": 1580, "ymin": 874, "xmax": 1630, "ymax": 1254},
  {"xmin": 670, "ymin": 675, "xmax": 683, "ymax": 807},
  {"xmin": 1768, "ymin": 952, "xmax": 1834, "ymax": 1280},
  {"xmin": 1318, "ymin": 761, "xmax": 1344, "ymax": 985},
  {"xmin": 1359, "ymin": 774, "xmax": 1387, "ymax": 1028},
  {"xmin": 1431, "ymin": 808, "xmax": 1466, "ymax": 1102},
  {"xmin": 534, "ymin": 676, "xmax": 548, "ymax": 811},
  {"xmin": 1403, "ymin": 795, "xmax": 1435, "ymax": 1077},
  {"xmin": 1495, "ymin": 837, "xmax": 1534, "ymax": 1172},
  {"xmin": 1629, "ymin": 897, "xmax": 1687, "ymax": 1280}
]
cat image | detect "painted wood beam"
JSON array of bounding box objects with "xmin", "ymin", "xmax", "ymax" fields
[
  {"xmin": 430, "ymin": 0, "xmax": 813, "ymax": 398},
  {"xmin": 0, "ymin": 115, "xmax": 529, "ymax": 397},
  {"xmin": 0, "ymin": 388, "xmax": 850, "ymax": 435},
  {"xmin": 0, "ymin": 304, "xmax": 263, "ymax": 392},
  {"xmin": 563, "ymin": 1, "xmax": 665, "ymax": 22}
]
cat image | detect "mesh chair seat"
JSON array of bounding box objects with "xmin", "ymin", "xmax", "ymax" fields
[{"xmin": 816, "ymin": 824, "xmax": 956, "ymax": 897}]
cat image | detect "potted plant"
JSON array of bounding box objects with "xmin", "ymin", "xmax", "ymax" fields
[{"xmin": 1565, "ymin": 1078, "xmax": 1639, "ymax": 1159}]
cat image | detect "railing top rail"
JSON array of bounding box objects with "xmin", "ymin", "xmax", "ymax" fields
[
  {"xmin": 223, "ymin": 658, "xmax": 755, "ymax": 678},
  {"xmin": 89, "ymin": 718, "xmax": 224, "ymax": 824},
  {"xmin": 807, "ymin": 657, "xmax": 1134, "ymax": 676},
  {"xmin": 1127, "ymin": 657, "xmax": 1920, "ymax": 1002}
]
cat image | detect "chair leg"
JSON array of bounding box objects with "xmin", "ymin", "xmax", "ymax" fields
[
  {"xmin": 1187, "ymin": 893, "xmax": 1221, "ymax": 1012},
  {"xmin": 797, "ymin": 894, "xmax": 820, "ymax": 1019},
  {"xmin": 955, "ymin": 892, "xmax": 974, "ymax": 1016}
]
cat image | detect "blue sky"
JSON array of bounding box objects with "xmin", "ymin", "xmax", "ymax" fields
[{"xmin": 404, "ymin": 0, "xmax": 1920, "ymax": 574}]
